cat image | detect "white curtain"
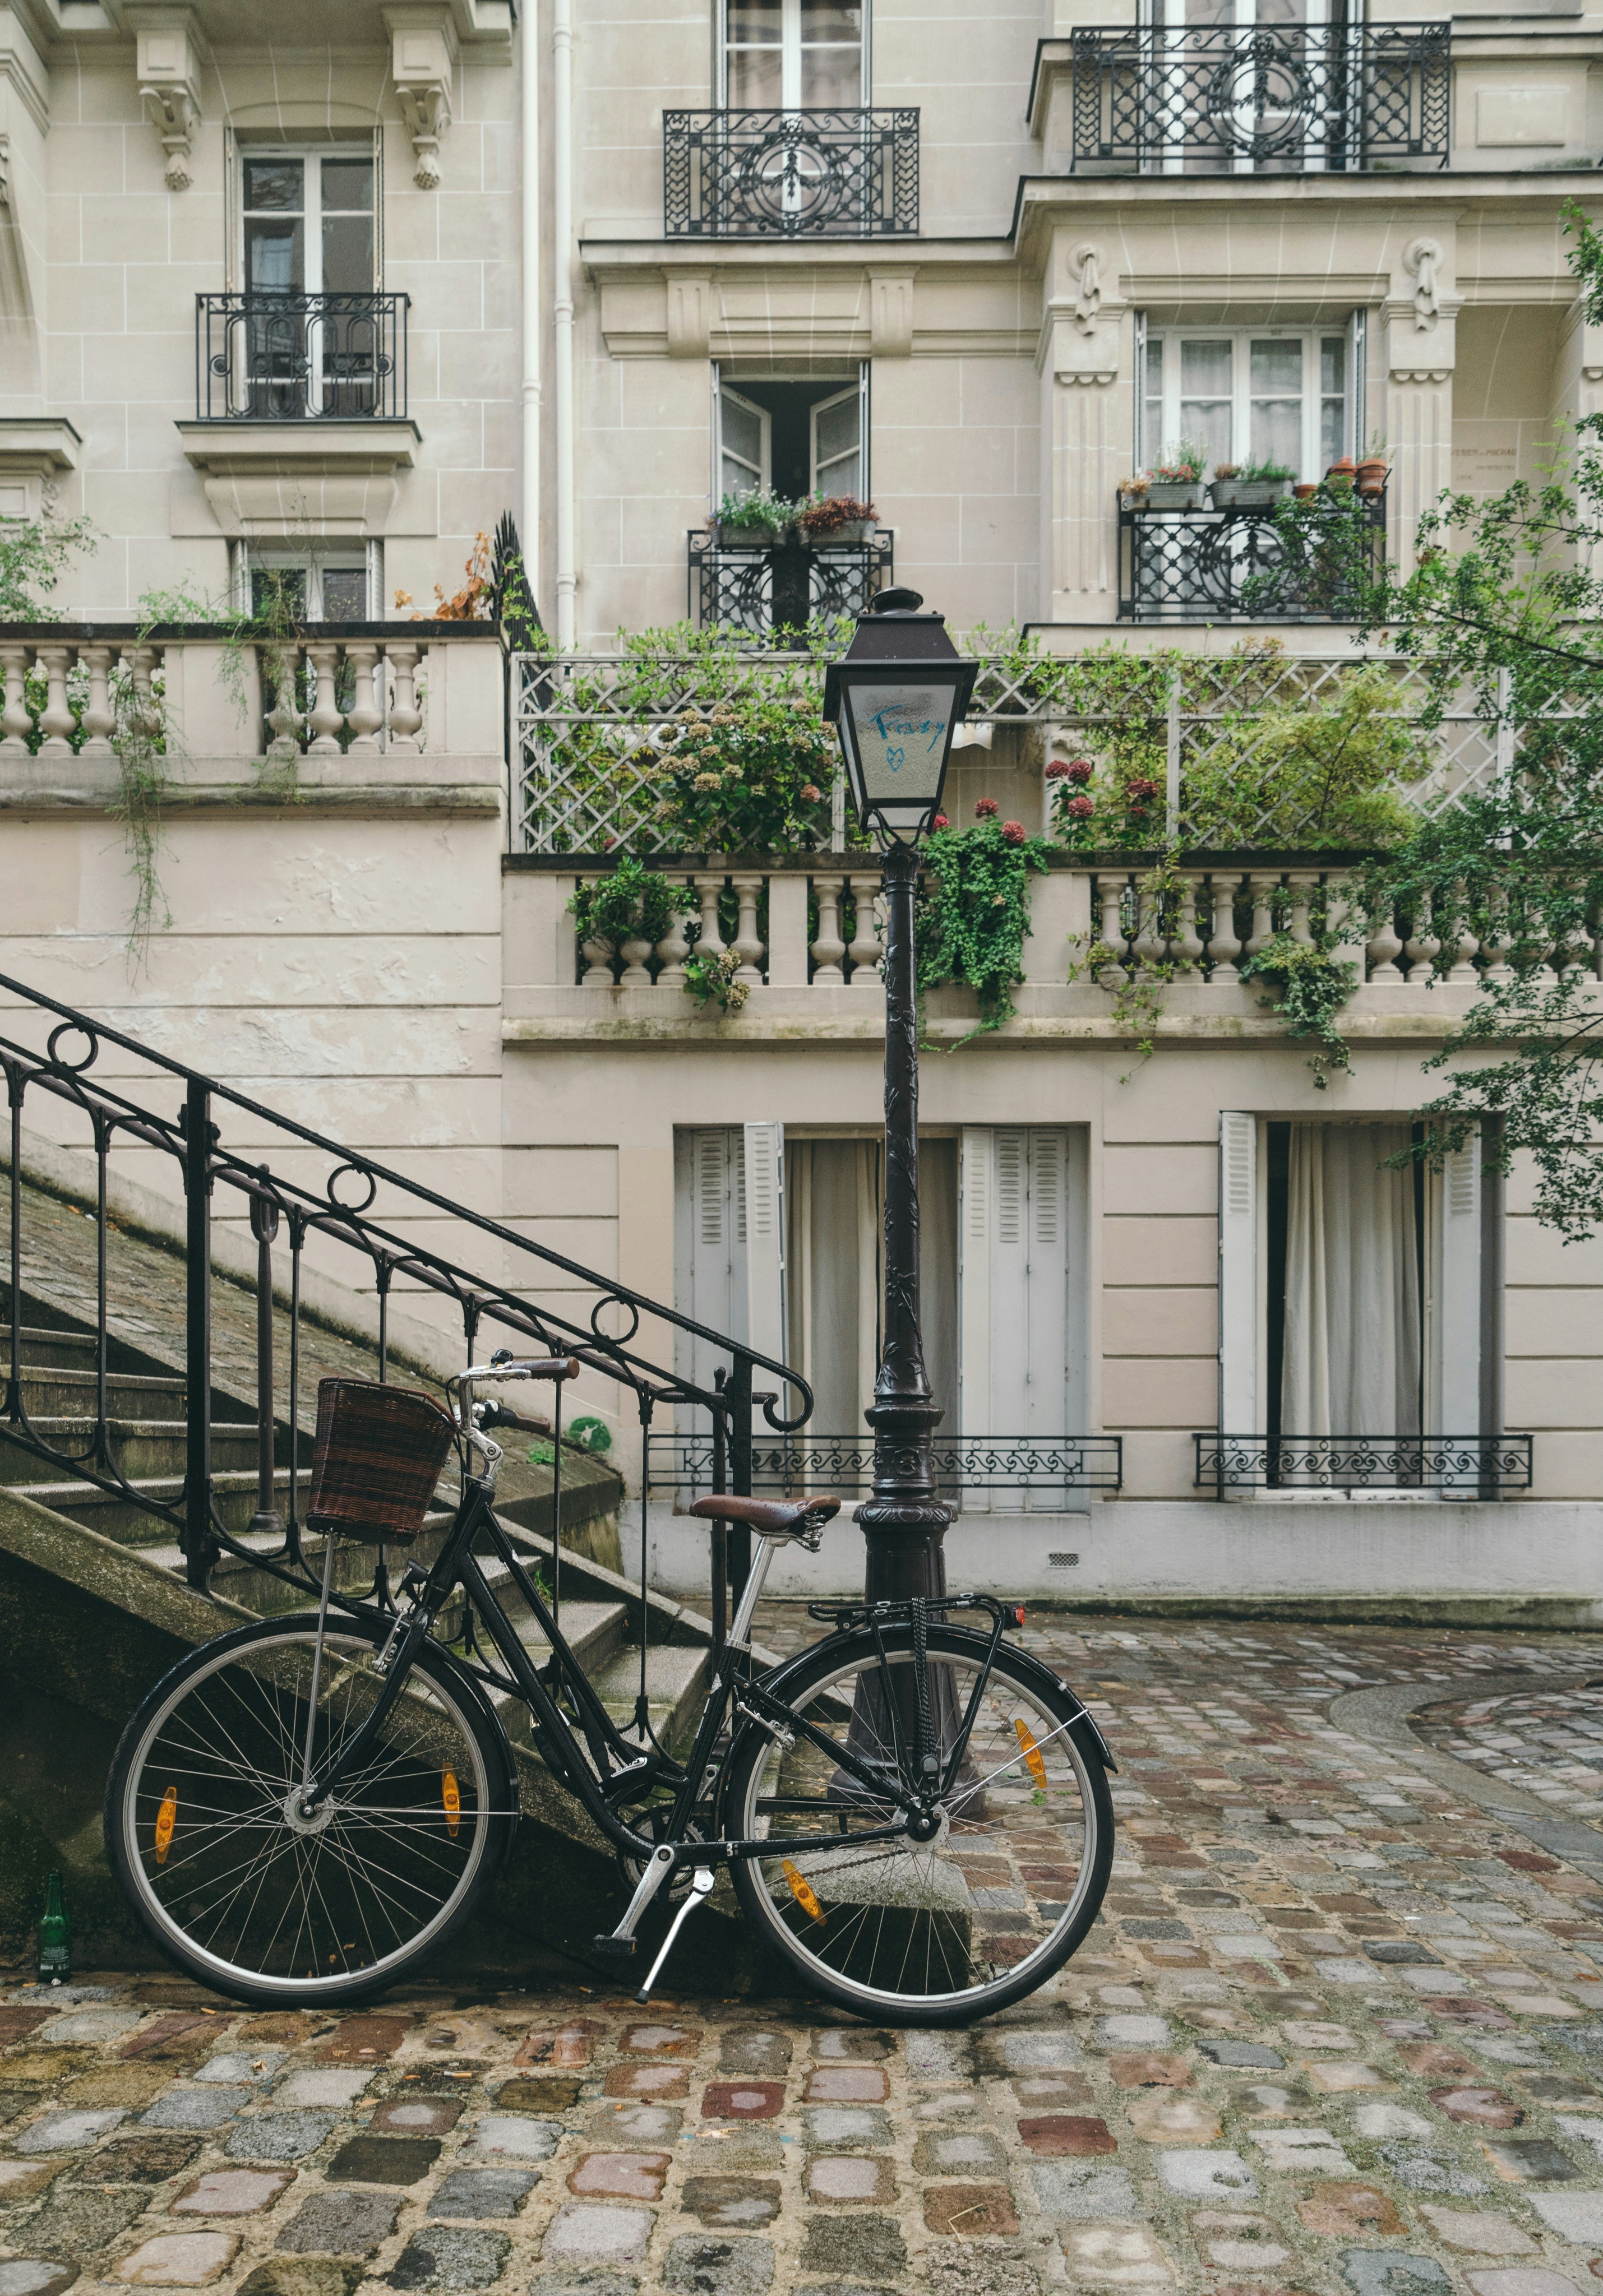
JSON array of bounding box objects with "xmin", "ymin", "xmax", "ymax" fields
[{"xmin": 1281, "ymin": 1123, "xmax": 1420, "ymax": 1437}]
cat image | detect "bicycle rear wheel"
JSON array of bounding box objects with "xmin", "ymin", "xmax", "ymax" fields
[
  {"xmin": 723, "ymin": 1623, "xmax": 1112, "ymax": 2024},
  {"xmin": 105, "ymin": 1613, "xmax": 512, "ymax": 2005}
]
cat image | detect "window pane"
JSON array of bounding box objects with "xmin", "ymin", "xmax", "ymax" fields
[
  {"xmin": 1321, "ymin": 397, "xmax": 1345, "ymax": 470},
  {"xmin": 728, "ymin": 45, "xmax": 782, "ymax": 104},
  {"xmin": 1177, "ymin": 400, "xmax": 1231, "ymax": 472},
  {"xmin": 728, "ymin": 0, "xmax": 782, "ymax": 36},
  {"xmin": 252, "ymin": 565, "xmax": 307, "ymax": 617},
  {"xmin": 246, "ymin": 219, "xmax": 303, "ymax": 293},
  {"xmin": 322, "ymin": 213, "xmax": 374, "ymax": 293},
  {"xmin": 321, "ymin": 568, "xmax": 367, "ymax": 622},
  {"xmin": 1250, "ymin": 338, "xmax": 1301, "ymax": 395},
  {"xmin": 1321, "ymin": 336, "xmax": 1345, "ymax": 396},
  {"xmin": 800, "ymin": 0, "xmax": 862, "ymax": 33},
  {"xmin": 1145, "ymin": 337, "xmax": 1163, "ymax": 396},
  {"xmin": 813, "ymin": 391, "xmax": 860, "ymax": 479},
  {"xmin": 801, "ymin": 44, "xmax": 861, "ymax": 104},
  {"xmin": 1179, "ymin": 338, "xmax": 1232, "ymax": 397},
  {"xmin": 1249, "ymin": 398, "xmax": 1301, "ymax": 471},
  {"xmin": 244, "ymin": 159, "xmax": 303, "ymax": 212},
  {"xmin": 321, "ymin": 159, "xmax": 373, "ymax": 212},
  {"xmin": 721, "ymin": 394, "xmax": 764, "ymax": 491}
]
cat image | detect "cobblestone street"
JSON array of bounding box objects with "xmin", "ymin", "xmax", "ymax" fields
[{"xmin": 11, "ymin": 1613, "xmax": 1603, "ymax": 2296}]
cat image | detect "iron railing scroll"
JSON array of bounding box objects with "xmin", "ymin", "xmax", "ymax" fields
[
  {"xmin": 664, "ymin": 108, "xmax": 919, "ymax": 238},
  {"xmin": 1119, "ymin": 491, "xmax": 1385, "ymax": 624},
  {"xmin": 0, "ymin": 974, "xmax": 811, "ymax": 1649},
  {"xmin": 1068, "ymin": 25, "xmax": 1449, "ymax": 172},
  {"xmin": 1194, "ymin": 1433, "xmax": 1535, "ymax": 1499},
  {"xmin": 690, "ymin": 529, "xmax": 893, "ymax": 638},
  {"xmin": 197, "ymin": 293, "xmax": 409, "ymax": 420},
  {"xmin": 653, "ymin": 1431, "xmax": 1124, "ymax": 1509}
]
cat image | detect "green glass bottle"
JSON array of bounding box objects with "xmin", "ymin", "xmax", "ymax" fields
[{"xmin": 37, "ymin": 1871, "xmax": 70, "ymax": 1983}]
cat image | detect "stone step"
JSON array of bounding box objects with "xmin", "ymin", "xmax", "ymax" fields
[
  {"xmin": 13, "ymin": 1470, "xmax": 294, "ymax": 1546},
  {"xmin": 472, "ymin": 1593, "xmax": 632, "ymax": 1751},
  {"xmin": 13, "ymin": 1365, "xmax": 194, "ymax": 1419},
  {"xmin": 13, "ymin": 1323, "xmax": 98, "ymax": 1368},
  {"xmin": 590, "ymin": 1639, "xmax": 713, "ymax": 1758},
  {"xmin": 0, "ymin": 1418, "xmax": 261, "ymax": 1486}
]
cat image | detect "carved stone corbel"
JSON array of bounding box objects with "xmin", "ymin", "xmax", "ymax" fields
[
  {"xmin": 385, "ymin": 7, "xmax": 458, "ymax": 189},
  {"xmin": 1070, "ymin": 241, "xmax": 1104, "ymax": 336},
  {"xmin": 131, "ymin": 10, "xmax": 205, "ymax": 191},
  {"xmin": 0, "ymin": 134, "xmax": 8, "ymax": 209},
  {"xmin": 1404, "ymin": 236, "xmax": 1443, "ymax": 331}
]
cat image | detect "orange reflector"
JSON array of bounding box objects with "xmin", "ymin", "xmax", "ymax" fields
[
  {"xmin": 781, "ymin": 1859, "xmax": 826, "ymax": 1925},
  {"xmin": 442, "ymin": 1770, "xmax": 461, "ymax": 1837},
  {"xmin": 1014, "ymin": 1718, "xmax": 1048, "ymax": 1787},
  {"xmin": 154, "ymin": 1786, "xmax": 177, "ymax": 1864}
]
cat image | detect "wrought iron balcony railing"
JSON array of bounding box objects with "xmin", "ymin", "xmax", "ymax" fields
[
  {"xmin": 1194, "ymin": 1433, "xmax": 1535, "ymax": 1499},
  {"xmin": 651, "ymin": 1433, "xmax": 1124, "ymax": 1509},
  {"xmin": 1119, "ymin": 492, "xmax": 1385, "ymax": 624},
  {"xmin": 1068, "ymin": 24, "xmax": 1449, "ymax": 172},
  {"xmin": 197, "ymin": 293, "xmax": 409, "ymax": 420},
  {"xmin": 690, "ymin": 528, "xmax": 894, "ymax": 638},
  {"xmin": 664, "ymin": 108, "xmax": 919, "ymax": 238}
]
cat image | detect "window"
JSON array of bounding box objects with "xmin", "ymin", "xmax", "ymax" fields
[
  {"xmin": 721, "ymin": 0, "xmax": 865, "ymax": 109},
  {"xmin": 243, "ymin": 154, "xmax": 376, "ymax": 296},
  {"xmin": 242, "ymin": 548, "xmax": 374, "ymax": 623},
  {"xmin": 1141, "ymin": 326, "xmax": 1350, "ymax": 476},
  {"xmin": 714, "ymin": 369, "xmax": 867, "ymax": 504}
]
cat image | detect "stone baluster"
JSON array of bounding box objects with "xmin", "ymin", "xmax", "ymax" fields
[
  {"xmin": 1245, "ymin": 872, "xmax": 1279, "ymax": 961},
  {"xmin": 1404, "ymin": 894, "xmax": 1439, "ymax": 984},
  {"xmin": 694, "ymin": 872, "xmax": 728, "ymax": 973},
  {"xmin": 1286, "ymin": 873, "xmax": 1318, "ymax": 950},
  {"xmin": 1479, "ymin": 887, "xmax": 1515, "ymax": 984},
  {"xmin": 78, "ymin": 645, "xmax": 115, "ymax": 755},
  {"xmin": 343, "ymin": 642, "xmax": 383, "ymax": 751},
  {"xmin": 1131, "ymin": 878, "xmax": 1167, "ymax": 979},
  {"xmin": 0, "ymin": 644, "xmax": 33, "ymax": 751},
  {"xmin": 1205, "ymin": 871, "xmax": 1242, "ymax": 984},
  {"xmin": 1556, "ymin": 904, "xmax": 1591, "ymax": 978},
  {"xmin": 729, "ymin": 873, "xmax": 765, "ymax": 984},
  {"xmin": 1094, "ymin": 876, "xmax": 1129, "ymax": 987},
  {"xmin": 34, "ymin": 644, "xmax": 73, "ymax": 752},
  {"xmin": 1169, "ymin": 873, "xmax": 1204, "ymax": 976},
  {"xmin": 304, "ymin": 640, "xmax": 344, "ymax": 752},
  {"xmin": 655, "ymin": 881, "xmax": 692, "ymax": 986},
  {"xmin": 385, "ymin": 643, "xmax": 424, "ymax": 751},
  {"xmin": 1365, "ymin": 905, "xmax": 1405, "ymax": 984},
  {"xmin": 264, "ymin": 645, "xmax": 303, "ymax": 753},
  {"xmin": 847, "ymin": 871, "xmax": 882, "ymax": 989},
  {"xmin": 121, "ymin": 646, "xmax": 160, "ymax": 741},
  {"xmin": 1443, "ymin": 882, "xmax": 1480, "ymax": 984},
  {"xmin": 579, "ymin": 876, "xmax": 613, "ymax": 988},
  {"xmin": 810, "ymin": 873, "xmax": 847, "ymax": 983}
]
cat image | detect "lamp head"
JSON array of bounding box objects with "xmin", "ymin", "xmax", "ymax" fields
[{"xmin": 823, "ymin": 589, "xmax": 978, "ymax": 844}]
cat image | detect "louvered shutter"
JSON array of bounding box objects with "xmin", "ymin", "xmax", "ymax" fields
[
  {"xmin": 742, "ymin": 1122, "xmax": 786, "ymax": 1372},
  {"xmin": 958, "ymin": 1129, "xmax": 993, "ymax": 1512},
  {"xmin": 1434, "ymin": 1133, "xmax": 1482, "ymax": 1486},
  {"xmin": 675, "ymin": 1130, "xmax": 747, "ymax": 1403},
  {"xmin": 1218, "ymin": 1111, "xmax": 1258, "ymax": 1441},
  {"xmin": 960, "ymin": 1128, "xmax": 1077, "ymax": 1511}
]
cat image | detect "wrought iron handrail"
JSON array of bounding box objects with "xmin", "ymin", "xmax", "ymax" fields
[
  {"xmin": 664, "ymin": 107, "xmax": 918, "ymax": 238},
  {"xmin": 1119, "ymin": 492, "xmax": 1385, "ymax": 624},
  {"xmin": 1067, "ymin": 24, "xmax": 1450, "ymax": 172},
  {"xmin": 196, "ymin": 292, "xmax": 410, "ymax": 420},
  {"xmin": 1194, "ymin": 1433, "xmax": 1535, "ymax": 1498},
  {"xmin": 690, "ymin": 529, "xmax": 893, "ymax": 638},
  {"xmin": 1, "ymin": 971, "xmax": 811, "ymax": 1618},
  {"xmin": 651, "ymin": 1431, "xmax": 1124, "ymax": 1502}
]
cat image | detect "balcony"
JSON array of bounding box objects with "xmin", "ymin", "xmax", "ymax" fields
[
  {"xmin": 1065, "ymin": 24, "xmax": 1449, "ymax": 173},
  {"xmin": 663, "ymin": 108, "xmax": 919, "ymax": 239},
  {"xmin": 1119, "ymin": 492, "xmax": 1385, "ymax": 624},
  {"xmin": 690, "ymin": 527, "xmax": 894, "ymax": 638},
  {"xmin": 1195, "ymin": 1434, "xmax": 1535, "ymax": 1498},
  {"xmin": 196, "ymin": 293, "xmax": 409, "ymax": 420}
]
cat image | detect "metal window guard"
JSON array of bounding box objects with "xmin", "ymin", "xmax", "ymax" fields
[
  {"xmin": 1195, "ymin": 1433, "xmax": 1535, "ymax": 1498},
  {"xmin": 1068, "ymin": 24, "xmax": 1450, "ymax": 172},
  {"xmin": 690, "ymin": 529, "xmax": 894, "ymax": 638},
  {"xmin": 650, "ymin": 1432, "xmax": 1124, "ymax": 1505},
  {"xmin": 197, "ymin": 293, "xmax": 410, "ymax": 420},
  {"xmin": 1119, "ymin": 492, "xmax": 1385, "ymax": 624},
  {"xmin": 664, "ymin": 107, "xmax": 919, "ymax": 238}
]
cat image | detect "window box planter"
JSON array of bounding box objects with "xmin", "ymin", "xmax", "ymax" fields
[
  {"xmin": 1143, "ymin": 482, "xmax": 1204, "ymax": 510},
  {"xmin": 1211, "ymin": 479, "xmax": 1292, "ymax": 508},
  {"xmin": 709, "ymin": 519, "xmax": 790, "ymax": 549},
  {"xmin": 801, "ymin": 519, "xmax": 877, "ymax": 547}
]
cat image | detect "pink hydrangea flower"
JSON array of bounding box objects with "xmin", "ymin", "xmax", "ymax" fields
[
  {"xmin": 1045, "ymin": 758, "xmax": 1072, "ymax": 780},
  {"xmin": 932, "ymin": 812, "xmax": 950, "ymax": 830},
  {"xmin": 1065, "ymin": 759, "xmax": 1094, "ymax": 785},
  {"xmin": 974, "ymin": 797, "xmax": 1000, "ymax": 819},
  {"xmin": 800, "ymin": 783, "xmax": 821, "ymax": 803},
  {"xmin": 1064, "ymin": 794, "xmax": 1094, "ymax": 820},
  {"xmin": 1001, "ymin": 820, "xmax": 1026, "ymax": 846}
]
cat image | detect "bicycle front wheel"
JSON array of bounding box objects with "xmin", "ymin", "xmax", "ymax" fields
[
  {"xmin": 724, "ymin": 1623, "xmax": 1112, "ymax": 2024},
  {"xmin": 105, "ymin": 1613, "xmax": 513, "ymax": 2006}
]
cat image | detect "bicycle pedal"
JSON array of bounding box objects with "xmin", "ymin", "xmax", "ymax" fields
[{"xmin": 590, "ymin": 1934, "xmax": 637, "ymax": 1960}]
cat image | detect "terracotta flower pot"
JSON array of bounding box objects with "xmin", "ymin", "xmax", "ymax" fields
[
  {"xmin": 1292, "ymin": 483, "xmax": 1318, "ymax": 502},
  {"xmin": 1356, "ymin": 458, "xmax": 1389, "ymax": 497}
]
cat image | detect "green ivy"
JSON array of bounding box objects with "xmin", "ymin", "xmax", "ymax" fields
[
  {"xmin": 1240, "ymin": 933, "xmax": 1360, "ymax": 1089},
  {"xmin": 568, "ymin": 853, "xmax": 696, "ymax": 960},
  {"xmin": 917, "ymin": 816, "xmax": 1053, "ymax": 1041}
]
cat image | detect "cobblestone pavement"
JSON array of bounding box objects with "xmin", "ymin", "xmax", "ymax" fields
[
  {"xmin": 1418, "ymin": 1684, "xmax": 1603, "ymax": 1822},
  {"xmin": 15, "ymin": 1614, "xmax": 1603, "ymax": 2295}
]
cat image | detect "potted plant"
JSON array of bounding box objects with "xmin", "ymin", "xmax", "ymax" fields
[
  {"xmin": 1324, "ymin": 457, "xmax": 1357, "ymax": 497},
  {"xmin": 1144, "ymin": 441, "xmax": 1207, "ymax": 510},
  {"xmin": 1119, "ymin": 477, "xmax": 1150, "ymax": 510},
  {"xmin": 710, "ymin": 488, "xmax": 798, "ymax": 548},
  {"xmin": 1292, "ymin": 482, "xmax": 1318, "ymax": 501},
  {"xmin": 1356, "ymin": 434, "xmax": 1389, "ymax": 497},
  {"xmin": 797, "ymin": 494, "xmax": 879, "ymax": 547},
  {"xmin": 1213, "ymin": 457, "xmax": 1296, "ymax": 509}
]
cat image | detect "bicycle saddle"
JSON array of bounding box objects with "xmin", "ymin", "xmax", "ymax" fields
[{"xmin": 688, "ymin": 1494, "xmax": 841, "ymax": 1536}]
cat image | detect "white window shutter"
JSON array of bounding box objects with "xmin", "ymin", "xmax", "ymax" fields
[
  {"xmin": 742, "ymin": 1122, "xmax": 786, "ymax": 1370},
  {"xmin": 1025, "ymin": 1129, "xmax": 1071, "ymax": 1509},
  {"xmin": 1218, "ymin": 1112, "xmax": 1258, "ymax": 1434},
  {"xmin": 1436, "ymin": 1135, "xmax": 1482, "ymax": 1462},
  {"xmin": 958, "ymin": 1129, "xmax": 993, "ymax": 1510},
  {"xmin": 676, "ymin": 1130, "xmax": 746, "ymax": 1401}
]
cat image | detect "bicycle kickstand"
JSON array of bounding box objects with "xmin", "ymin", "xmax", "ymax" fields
[{"xmin": 632, "ymin": 1867, "xmax": 715, "ymax": 2007}]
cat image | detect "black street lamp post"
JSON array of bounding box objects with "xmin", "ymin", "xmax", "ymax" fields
[{"xmin": 824, "ymin": 589, "xmax": 977, "ymax": 1607}]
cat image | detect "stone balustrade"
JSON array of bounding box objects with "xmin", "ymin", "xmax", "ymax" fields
[{"xmin": 578, "ymin": 867, "xmax": 887, "ymax": 990}]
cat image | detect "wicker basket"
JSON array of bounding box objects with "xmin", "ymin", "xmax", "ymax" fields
[{"xmin": 306, "ymin": 1377, "xmax": 458, "ymax": 1543}]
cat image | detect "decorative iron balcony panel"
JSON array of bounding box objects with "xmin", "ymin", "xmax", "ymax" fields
[
  {"xmin": 1194, "ymin": 1433, "xmax": 1535, "ymax": 1497},
  {"xmin": 690, "ymin": 529, "xmax": 894, "ymax": 638},
  {"xmin": 1069, "ymin": 25, "xmax": 1449, "ymax": 172},
  {"xmin": 197, "ymin": 293, "xmax": 409, "ymax": 420},
  {"xmin": 1119, "ymin": 493, "xmax": 1384, "ymax": 624},
  {"xmin": 664, "ymin": 108, "xmax": 919, "ymax": 238},
  {"xmin": 650, "ymin": 1433, "xmax": 1125, "ymax": 1506}
]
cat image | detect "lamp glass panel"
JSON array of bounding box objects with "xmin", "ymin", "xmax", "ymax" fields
[{"xmin": 846, "ymin": 679, "xmax": 956, "ymax": 810}]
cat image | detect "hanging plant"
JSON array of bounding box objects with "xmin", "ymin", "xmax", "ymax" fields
[
  {"xmin": 1240, "ymin": 933, "xmax": 1360, "ymax": 1089},
  {"xmin": 916, "ymin": 807, "xmax": 1052, "ymax": 1041},
  {"xmin": 682, "ymin": 947, "xmax": 750, "ymax": 1015},
  {"xmin": 568, "ymin": 853, "xmax": 697, "ymax": 961}
]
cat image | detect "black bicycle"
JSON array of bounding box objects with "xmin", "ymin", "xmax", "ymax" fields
[{"xmin": 105, "ymin": 1360, "xmax": 1115, "ymax": 2025}]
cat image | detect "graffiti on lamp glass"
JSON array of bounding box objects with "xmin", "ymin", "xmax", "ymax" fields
[{"xmin": 851, "ymin": 686, "xmax": 946, "ymax": 792}]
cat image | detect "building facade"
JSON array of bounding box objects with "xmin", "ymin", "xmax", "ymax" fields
[{"xmin": 2, "ymin": 0, "xmax": 1602, "ymax": 1618}]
